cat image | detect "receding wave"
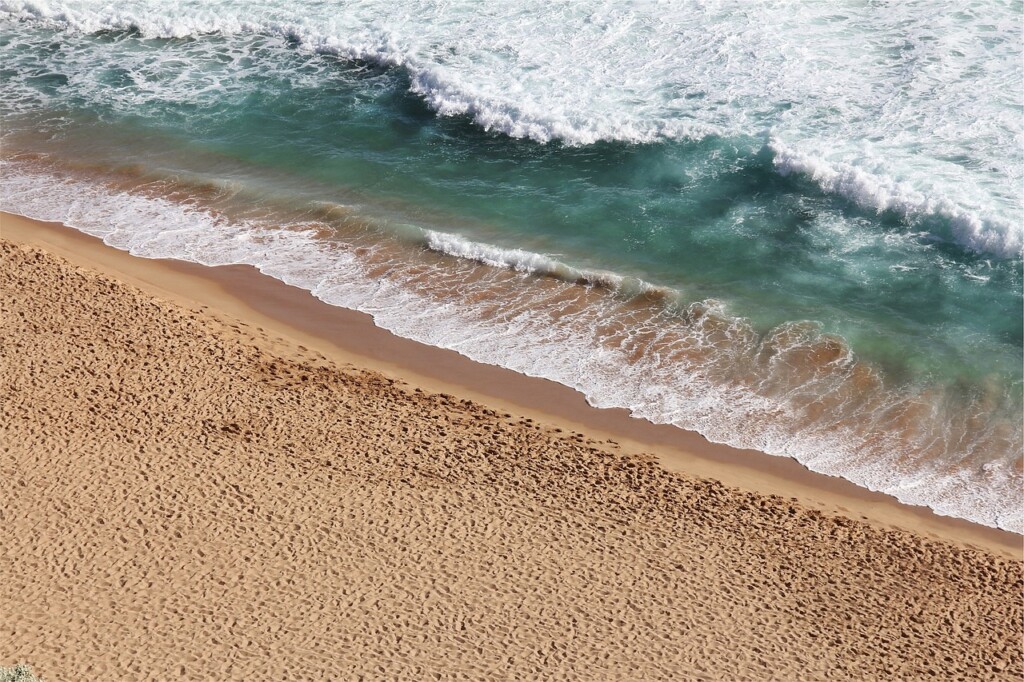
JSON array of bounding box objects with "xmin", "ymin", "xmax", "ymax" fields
[{"xmin": 2, "ymin": 158, "xmax": 1020, "ymax": 534}]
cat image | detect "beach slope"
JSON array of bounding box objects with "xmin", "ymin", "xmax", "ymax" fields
[{"xmin": 0, "ymin": 223, "xmax": 1021, "ymax": 680}]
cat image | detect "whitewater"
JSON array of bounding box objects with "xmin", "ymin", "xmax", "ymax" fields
[
  {"xmin": 3, "ymin": 0, "xmax": 1021, "ymax": 254},
  {"xmin": 1, "ymin": 0, "xmax": 1021, "ymax": 532}
]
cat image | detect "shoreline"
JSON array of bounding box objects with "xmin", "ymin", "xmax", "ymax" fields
[{"xmin": 4, "ymin": 210, "xmax": 1019, "ymax": 558}]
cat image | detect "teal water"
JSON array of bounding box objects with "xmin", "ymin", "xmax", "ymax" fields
[{"xmin": 1, "ymin": 4, "xmax": 1021, "ymax": 530}]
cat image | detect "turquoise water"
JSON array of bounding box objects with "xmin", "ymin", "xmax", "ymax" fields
[{"xmin": 1, "ymin": 2, "xmax": 1021, "ymax": 531}]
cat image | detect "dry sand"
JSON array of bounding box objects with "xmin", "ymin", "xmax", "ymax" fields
[{"xmin": 1, "ymin": 213, "xmax": 1021, "ymax": 680}]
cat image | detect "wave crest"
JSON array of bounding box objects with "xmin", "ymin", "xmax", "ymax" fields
[{"xmin": 770, "ymin": 141, "xmax": 1021, "ymax": 258}]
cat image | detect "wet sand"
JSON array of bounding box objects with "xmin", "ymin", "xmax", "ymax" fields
[{"xmin": 1, "ymin": 212, "xmax": 1021, "ymax": 680}]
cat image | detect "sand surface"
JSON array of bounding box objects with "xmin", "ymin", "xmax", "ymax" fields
[{"xmin": 1, "ymin": 222, "xmax": 1021, "ymax": 680}]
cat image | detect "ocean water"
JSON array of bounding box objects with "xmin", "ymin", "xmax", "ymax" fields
[{"xmin": 1, "ymin": 1, "xmax": 1021, "ymax": 531}]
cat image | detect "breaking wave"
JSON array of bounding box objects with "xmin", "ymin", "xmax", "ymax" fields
[{"xmin": 2, "ymin": 0, "xmax": 1021, "ymax": 258}]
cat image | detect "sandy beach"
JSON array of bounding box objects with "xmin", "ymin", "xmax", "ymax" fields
[{"xmin": 1, "ymin": 212, "xmax": 1021, "ymax": 680}]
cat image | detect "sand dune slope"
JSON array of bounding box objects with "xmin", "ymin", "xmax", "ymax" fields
[{"xmin": 1, "ymin": 239, "xmax": 1021, "ymax": 680}]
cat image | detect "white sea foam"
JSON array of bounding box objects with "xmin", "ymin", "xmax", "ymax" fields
[
  {"xmin": 425, "ymin": 229, "xmax": 575, "ymax": 276},
  {"xmin": 2, "ymin": 162, "xmax": 1020, "ymax": 534},
  {"xmin": 422, "ymin": 229, "xmax": 639, "ymax": 291},
  {"xmin": 770, "ymin": 140, "xmax": 1023, "ymax": 258},
  {"xmin": 2, "ymin": 0, "xmax": 1021, "ymax": 257}
]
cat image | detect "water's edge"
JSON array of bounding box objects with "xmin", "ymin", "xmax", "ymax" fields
[
  {"xmin": 2, "ymin": 175, "xmax": 1020, "ymax": 535},
  {"xmin": 6, "ymin": 208, "xmax": 1022, "ymax": 558}
]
